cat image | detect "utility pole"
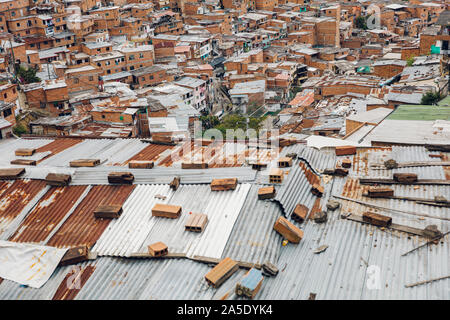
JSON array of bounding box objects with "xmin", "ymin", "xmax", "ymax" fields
[{"xmin": 8, "ymin": 37, "xmax": 18, "ymax": 82}]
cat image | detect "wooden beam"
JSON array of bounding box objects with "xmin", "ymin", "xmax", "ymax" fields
[
  {"xmin": 333, "ymin": 195, "xmax": 450, "ymax": 221},
  {"xmin": 359, "ymin": 178, "xmax": 450, "ymax": 186},
  {"xmin": 362, "ymin": 193, "xmax": 450, "ymax": 208},
  {"xmin": 405, "ymin": 275, "xmax": 450, "ymax": 288},
  {"xmin": 344, "ymin": 214, "xmax": 426, "ymax": 237},
  {"xmin": 371, "ymin": 161, "xmax": 450, "ymax": 169}
]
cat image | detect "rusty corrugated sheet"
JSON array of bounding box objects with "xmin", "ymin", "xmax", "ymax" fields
[
  {"xmin": 158, "ymin": 141, "xmax": 194, "ymax": 167},
  {"xmin": 0, "ymin": 180, "xmax": 47, "ymax": 235},
  {"xmin": 47, "ymin": 185, "xmax": 135, "ymax": 248},
  {"xmin": 159, "ymin": 141, "xmax": 279, "ymax": 168},
  {"xmin": 52, "ymin": 265, "xmax": 96, "ymax": 300},
  {"xmin": 124, "ymin": 143, "xmax": 173, "ymax": 165},
  {"xmin": 9, "ymin": 186, "xmax": 88, "ymax": 243},
  {"xmin": 35, "ymin": 139, "xmax": 83, "ymax": 164},
  {"xmin": 299, "ymin": 161, "xmax": 320, "ymax": 185}
]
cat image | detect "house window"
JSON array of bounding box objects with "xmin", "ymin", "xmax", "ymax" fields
[
  {"xmin": 97, "ymin": 63, "xmax": 101, "ymax": 67},
  {"xmin": 139, "ymin": 53, "xmax": 144, "ymax": 58},
  {"xmin": 3, "ymin": 93, "xmax": 6, "ymax": 99},
  {"xmin": 3, "ymin": 108, "xmax": 12, "ymax": 118},
  {"xmin": 89, "ymin": 76, "xmax": 93, "ymax": 81},
  {"xmin": 16, "ymin": 23, "xmax": 20, "ymax": 27},
  {"xmin": 73, "ymin": 78, "xmax": 79, "ymax": 84},
  {"xmin": 129, "ymin": 55, "xmax": 135, "ymax": 60},
  {"xmin": 149, "ymin": 75, "xmax": 154, "ymax": 79},
  {"xmin": 141, "ymin": 77, "xmax": 145, "ymax": 81},
  {"xmin": 102, "ymin": 115, "xmax": 105, "ymax": 119}
]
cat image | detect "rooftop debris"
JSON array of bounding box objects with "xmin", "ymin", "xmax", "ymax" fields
[
  {"xmin": 277, "ymin": 157, "xmax": 293, "ymax": 168},
  {"xmin": 69, "ymin": 159, "xmax": 100, "ymax": 167},
  {"xmin": 393, "ymin": 173, "xmax": 418, "ymax": 184},
  {"xmin": 359, "ymin": 178, "xmax": 450, "ymax": 186},
  {"xmin": 169, "ymin": 177, "xmax": 180, "ymax": 191},
  {"xmin": 362, "ymin": 211, "xmax": 393, "ymax": 228},
  {"xmin": 314, "ymin": 211, "xmax": 327, "ymax": 224},
  {"xmin": 45, "ymin": 173, "xmax": 71, "ymax": 187},
  {"xmin": 366, "ymin": 187, "xmax": 394, "ymax": 198},
  {"xmin": 401, "ymin": 231, "xmax": 450, "ymax": 257},
  {"xmin": 128, "ymin": 160, "xmax": 154, "ymax": 169},
  {"xmin": 10, "ymin": 159, "xmax": 36, "ymax": 166},
  {"xmin": 269, "ymin": 168, "xmax": 284, "ymax": 184},
  {"xmin": 384, "ymin": 159, "xmax": 398, "ymax": 169},
  {"xmin": 273, "ymin": 217, "xmax": 303, "ymax": 244},
  {"xmin": 235, "ymin": 268, "xmax": 264, "ymax": 299},
  {"xmin": 313, "ymin": 245, "xmax": 328, "ymax": 254},
  {"xmin": 210, "ymin": 178, "xmax": 237, "ymax": 191},
  {"xmin": 405, "ymin": 275, "xmax": 450, "ymax": 288},
  {"xmin": 257, "ymin": 186, "xmax": 276, "ymax": 200},
  {"xmin": 185, "ymin": 213, "xmax": 208, "ymax": 233},
  {"xmin": 292, "ymin": 204, "xmax": 308, "ymax": 223},
  {"xmin": 326, "ymin": 200, "xmax": 340, "ymax": 211},
  {"xmin": 182, "ymin": 162, "xmax": 208, "ymax": 169},
  {"xmin": 262, "ymin": 262, "xmax": 278, "ymax": 277},
  {"xmin": 311, "ymin": 184, "xmax": 324, "ymax": 197},
  {"xmin": 108, "ymin": 172, "xmax": 135, "ymax": 184},
  {"xmin": 205, "ymin": 257, "xmax": 239, "ymax": 288},
  {"xmin": 59, "ymin": 246, "xmax": 90, "ymax": 266},
  {"xmin": 334, "ymin": 194, "xmax": 450, "ymax": 222},
  {"xmin": 15, "ymin": 148, "xmax": 36, "ymax": 156},
  {"xmin": 94, "ymin": 204, "xmax": 123, "ymax": 219},
  {"xmin": 148, "ymin": 242, "xmax": 169, "ymax": 257},
  {"xmin": 335, "ymin": 146, "xmax": 356, "ymax": 156},
  {"xmin": 341, "ymin": 159, "xmax": 352, "ymax": 169},
  {"xmin": 0, "ymin": 168, "xmax": 26, "ymax": 180},
  {"xmin": 152, "ymin": 203, "xmax": 182, "ymax": 219}
]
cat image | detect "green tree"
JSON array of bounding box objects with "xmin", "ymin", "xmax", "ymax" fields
[
  {"xmin": 355, "ymin": 16, "xmax": 368, "ymax": 30},
  {"xmin": 421, "ymin": 91, "xmax": 442, "ymax": 105},
  {"xmin": 15, "ymin": 66, "xmax": 40, "ymax": 84},
  {"xmin": 200, "ymin": 115, "xmax": 220, "ymax": 130},
  {"xmin": 213, "ymin": 114, "xmax": 266, "ymax": 138},
  {"xmin": 406, "ymin": 57, "xmax": 415, "ymax": 66},
  {"xmin": 13, "ymin": 123, "xmax": 27, "ymax": 136}
]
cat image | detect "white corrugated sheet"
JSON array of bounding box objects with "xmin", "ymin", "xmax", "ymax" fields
[{"xmin": 0, "ymin": 241, "xmax": 67, "ymax": 288}]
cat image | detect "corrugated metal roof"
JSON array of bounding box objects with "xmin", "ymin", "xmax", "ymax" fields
[
  {"xmin": 273, "ymin": 161, "xmax": 332, "ymax": 219},
  {"xmin": 35, "ymin": 139, "xmax": 83, "ymax": 164},
  {"xmin": 0, "ymin": 180, "xmax": 48, "ymax": 239},
  {"xmin": 74, "ymin": 257, "xmax": 245, "ymax": 300},
  {"xmin": 47, "ymin": 185, "xmax": 135, "ymax": 248},
  {"xmin": 158, "ymin": 141, "xmax": 280, "ymax": 168},
  {"xmin": 36, "ymin": 139, "xmax": 153, "ymax": 167},
  {"xmin": 93, "ymin": 184, "xmax": 174, "ymax": 257},
  {"xmin": 138, "ymin": 184, "xmax": 251, "ymax": 259},
  {"xmin": 257, "ymin": 176, "xmax": 450, "ymax": 300},
  {"xmin": 0, "ymin": 263, "xmax": 75, "ymax": 300},
  {"xmin": 123, "ymin": 143, "xmax": 174, "ymax": 166},
  {"xmin": 9, "ymin": 186, "xmax": 88, "ymax": 244},
  {"xmin": 0, "ymin": 143, "xmax": 448, "ymax": 300},
  {"xmin": 221, "ymin": 184, "xmax": 282, "ymax": 265},
  {"xmin": 69, "ymin": 167, "xmax": 257, "ymax": 185},
  {"xmin": 0, "ymin": 138, "xmax": 54, "ymax": 166}
]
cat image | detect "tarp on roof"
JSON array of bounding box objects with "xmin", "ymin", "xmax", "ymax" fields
[{"xmin": 0, "ymin": 241, "xmax": 67, "ymax": 288}]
